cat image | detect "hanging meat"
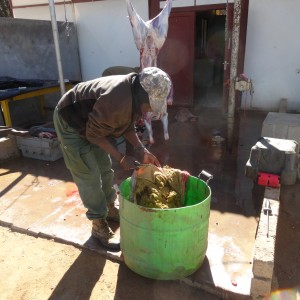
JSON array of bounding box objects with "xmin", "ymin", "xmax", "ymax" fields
[
  {"xmin": 126, "ymin": 0, "xmax": 173, "ymax": 144},
  {"xmin": 126, "ymin": 0, "xmax": 172, "ymax": 69}
]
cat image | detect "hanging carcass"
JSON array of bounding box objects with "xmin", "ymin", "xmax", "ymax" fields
[{"xmin": 126, "ymin": 0, "xmax": 173, "ymax": 144}]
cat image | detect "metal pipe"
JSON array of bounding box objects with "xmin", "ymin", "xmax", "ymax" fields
[
  {"xmin": 227, "ymin": 0, "xmax": 241, "ymax": 150},
  {"xmin": 48, "ymin": 0, "xmax": 66, "ymax": 96}
]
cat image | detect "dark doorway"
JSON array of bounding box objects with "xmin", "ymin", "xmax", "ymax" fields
[{"xmin": 194, "ymin": 9, "xmax": 226, "ymax": 109}]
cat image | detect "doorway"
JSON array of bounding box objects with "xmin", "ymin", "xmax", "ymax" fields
[
  {"xmin": 194, "ymin": 9, "xmax": 226, "ymax": 109},
  {"xmin": 153, "ymin": 0, "xmax": 248, "ymax": 112},
  {"xmin": 157, "ymin": 6, "xmax": 228, "ymax": 108}
]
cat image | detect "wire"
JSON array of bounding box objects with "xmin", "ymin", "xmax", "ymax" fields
[
  {"xmin": 63, "ymin": 0, "xmax": 71, "ymax": 37},
  {"xmin": 244, "ymin": 90, "xmax": 248, "ymax": 118}
]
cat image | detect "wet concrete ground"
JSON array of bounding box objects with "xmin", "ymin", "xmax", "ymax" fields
[{"xmin": 1, "ymin": 107, "xmax": 299, "ymax": 298}]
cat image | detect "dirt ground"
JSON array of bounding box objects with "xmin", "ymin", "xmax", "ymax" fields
[{"xmin": 0, "ymin": 225, "xmax": 222, "ymax": 300}]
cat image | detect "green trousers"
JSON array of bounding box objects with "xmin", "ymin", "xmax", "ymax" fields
[{"xmin": 53, "ymin": 108, "xmax": 116, "ymax": 220}]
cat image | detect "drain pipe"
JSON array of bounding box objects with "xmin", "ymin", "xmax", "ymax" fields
[
  {"xmin": 48, "ymin": 0, "xmax": 66, "ymax": 96},
  {"xmin": 227, "ymin": 0, "xmax": 241, "ymax": 150}
]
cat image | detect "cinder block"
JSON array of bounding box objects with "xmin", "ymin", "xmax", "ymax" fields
[
  {"xmin": 0, "ymin": 135, "xmax": 20, "ymax": 161},
  {"xmin": 252, "ymin": 241, "xmax": 274, "ymax": 279},
  {"xmin": 251, "ymin": 188, "xmax": 280, "ymax": 298},
  {"xmin": 253, "ymin": 197, "xmax": 279, "ymax": 279},
  {"xmin": 16, "ymin": 136, "xmax": 62, "ymax": 161},
  {"xmin": 251, "ymin": 277, "xmax": 272, "ymax": 299},
  {"xmin": 278, "ymin": 98, "xmax": 288, "ymax": 113},
  {"xmin": 245, "ymin": 137, "xmax": 298, "ymax": 185},
  {"xmin": 262, "ymin": 112, "xmax": 300, "ymax": 146},
  {"xmin": 264, "ymin": 187, "xmax": 280, "ymax": 201}
]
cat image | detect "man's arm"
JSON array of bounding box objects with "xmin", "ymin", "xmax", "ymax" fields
[
  {"xmin": 123, "ymin": 130, "xmax": 161, "ymax": 166},
  {"xmin": 123, "ymin": 130, "xmax": 144, "ymax": 150},
  {"xmin": 94, "ymin": 135, "xmax": 137, "ymax": 170},
  {"xmin": 94, "ymin": 136, "xmax": 123, "ymax": 163}
]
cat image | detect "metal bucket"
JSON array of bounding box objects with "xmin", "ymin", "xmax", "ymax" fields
[{"xmin": 119, "ymin": 173, "xmax": 212, "ymax": 280}]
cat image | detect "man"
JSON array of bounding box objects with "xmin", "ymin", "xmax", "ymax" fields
[
  {"xmin": 53, "ymin": 67, "xmax": 172, "ymax": 250},
  {"xmin": 101, "ymin": 66, "xmax": 141, "ymax": 155}
]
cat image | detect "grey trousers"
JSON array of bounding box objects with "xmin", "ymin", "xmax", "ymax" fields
[{"xmin": 53, "ymin": 108, "xmax": 116, "ymax": 220}]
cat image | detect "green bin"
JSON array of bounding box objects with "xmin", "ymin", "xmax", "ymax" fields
[{"xmin": 119, "ymin": 174, "xmax": 211, "ymax": 280}]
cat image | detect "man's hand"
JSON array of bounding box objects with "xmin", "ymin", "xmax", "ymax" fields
[
  {"xmin": 143, "ymin": 151, "xmax": 161, "ymax": 167},
  {"xmin": 122, "ymin": 130, "xmax": 161, "ymax": 167},
  {"xmin": 119, "ymin": 155, "xmax": 137, "ymax": 170}
]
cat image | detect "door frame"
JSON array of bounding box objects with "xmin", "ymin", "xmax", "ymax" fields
[{"xmin": 149, "ymin": 0, "xmax": 249, "ymax": 110}]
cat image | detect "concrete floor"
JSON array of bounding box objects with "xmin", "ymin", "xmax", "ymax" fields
[{"xmin": 0, "ymin": 106, "xmax": 299, "ymax": 298}]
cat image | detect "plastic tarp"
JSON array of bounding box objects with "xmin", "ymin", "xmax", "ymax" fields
[{"xmin": 0, "ymin": 77, "xmax": 79, "ymax": 100}]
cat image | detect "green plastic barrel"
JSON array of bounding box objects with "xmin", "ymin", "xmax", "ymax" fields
[{"xmin": 119, "ymin": 175, "xmax": 211, "ymax": 280}]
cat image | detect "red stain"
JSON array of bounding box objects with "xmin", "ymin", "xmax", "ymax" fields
[
  {"xmin": 231, "ymin": 279, "xmax": 237, "ymax": 286},
  {"xmin": 65, "ymin": 182, "xmax": 79, "ymax": 197}
]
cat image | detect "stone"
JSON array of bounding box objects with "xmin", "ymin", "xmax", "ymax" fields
[
  {"xmin": 0, "ymin": 135, "xmax": 20, "ymax": 161},
  {"xmin": 245, "ymin": 137, "xmax": 298, "ymax": 185}
]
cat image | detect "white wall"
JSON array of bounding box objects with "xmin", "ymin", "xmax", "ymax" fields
[
  {"xmin": 243, "ymin": 0, "xmax": 300, "ymax": 112},
  {"xmin": 13, "ymin": 3, "xmax": 75, "ymax": 22},
  {"xmin": 74, "ymin": 0, "xmax": 144, "ymax": 80},
  {"xmin": 12, "ymin": 0, "xmax": 145, "ymax": 81},
  {"xmin": 13, "ymin": 0, "xmax": 49, "ymax": 5},
  {"xmin": 11, "ymin": 0, "xmax": 300, "ymax": 112}
]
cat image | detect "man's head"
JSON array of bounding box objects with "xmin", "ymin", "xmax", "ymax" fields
[{"xmin": 139, "ymin": 67, "xmax": 172, "ymax": 113}]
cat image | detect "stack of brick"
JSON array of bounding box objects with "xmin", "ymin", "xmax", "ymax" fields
[
  {"xmin": 0, "ymin": 134, "xmax": 20, "ymax": 161},
  {"xmin": 251, "ymin": 187, "xmax": 280, "ymax": 299}
]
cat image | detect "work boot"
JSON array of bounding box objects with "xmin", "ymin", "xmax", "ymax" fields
[
  {"xmin": 107, "ymin": 200, "xmax": 120, "ymax": 222},
  {"xmin": 92, "ymin": 219, "xmax": 120, "ymax": 250}
]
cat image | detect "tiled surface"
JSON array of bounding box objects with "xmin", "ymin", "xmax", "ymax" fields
[{"xmin": 0, "ymin": 108, "xmax": 267, "ymax": 298}]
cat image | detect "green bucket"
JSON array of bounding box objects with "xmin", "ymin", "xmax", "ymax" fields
[{"xmin": 119, "ymin": 175, "xmax": 211, "ymax": 280}]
